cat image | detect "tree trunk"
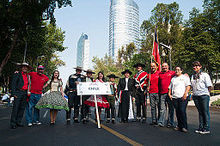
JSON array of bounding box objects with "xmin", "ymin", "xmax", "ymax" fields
[{"xmin": 0, "ymin": 29, "xmax": 19, "ymax": 75}]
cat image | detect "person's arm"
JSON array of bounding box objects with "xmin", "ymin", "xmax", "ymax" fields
[
  {"xmin": 11, "ymin": 73, "xmax": 19, "ymax": 98},
  {"xmin": 168, "ymin": 88, "xmax": 172, "ymax": 100},
  {"xmin": 183, "ymin": 85, "xmax": 191, "ymax": 100}
]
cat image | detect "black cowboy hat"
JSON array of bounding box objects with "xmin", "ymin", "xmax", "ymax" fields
[
  {"xmin": 16, "ymin": 62, "xmax": 32, "ymax": 69},
  {"xmin": 84, "ymin": 69, "xmax": 95, "ymax": 74},
  {"xmin": 107, "ymin": 74, "xmax": 119, "ymax": 78},
  {"xmin": 121, "ymin": 69, "xmax": 132, "ymax": 75},
  {"xmin": 133, "ymin": 63, "xmax": 145, "ymax": 68},
  {"xmin": 74, "ymin": 66, "xmax": 83, "ymax": 71}
]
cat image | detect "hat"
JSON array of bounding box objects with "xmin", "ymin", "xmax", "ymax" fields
[
  {"xmin": 16, "ymin": 62, "xmax": 32, "ymax": 69},
  {"xmin": 37, "ymin": 65, "xmax": 44, "ymax": 70},
  {"xmin": 133, "ymin": 63, "xmax": 145, "ymax": 68},
  {"xmin": 107, "ymin": 74, "xmax": 119, "ymax": 78},
  {"xmin": 74, "ymin": 66, "xmax": 83, "ymax": 71},
  {"xmin": 121, "ymin": 69, "xmax": 132, "ymax": 75},
  {"xmin": 84, "ymin": 69, "xmax": 95, "ymax": 74}
]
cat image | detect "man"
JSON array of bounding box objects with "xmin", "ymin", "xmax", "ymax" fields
[
  {"xmin": 158, "ymin": 63, "xmax": 175, "ymax": 127},
  {"xmin": 65, "ymin": 66, "xmax": 85, "ymax": 124},
  {"xmin": 133, "ymin": 63, "xmax": 148, "ymax": 122},
  {"xmin": 26, "ymin": 65, "xmax": 49, "ymax": 127},
  {"xmin": 81, "ymin": 69, "xmax": 95, "ymax": 124},
  {"xmin": 147, "ymin": 62, "xmax": 160, "ymax": 125},
  {"xmin": 191, "ymin": 61, "xmax": 212, "ymax": 134},
  {"xmin": 10, "ymin": 63, "xmax": 31, "ymax": 129},
  {"xmin": 106, "ymin": 74, "xmax": 118, "ymax": 124}
]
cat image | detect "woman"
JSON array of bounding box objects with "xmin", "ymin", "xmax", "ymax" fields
[
  {"xmin": 168, "ymin": 66, "xmax": 191, "ymax": 132},
  {"xmin": 117, "ymin": 69, "xmax": 135, "ymax": 123},
  {"xmin": 84, "ymin": 71, "xmax": 110, "ymax": 121},
  {"xmin": 36, "ymin": 70, "xmax": 69, "ymax": 125},
  {"xmin": 191, "ymin": 61, "xmax": 212, "ymax": 134}
]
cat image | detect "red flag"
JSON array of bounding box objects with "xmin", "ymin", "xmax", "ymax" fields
[{"xmin": 152, "ymin": 28, "xmax": 161, "ymax": 71}]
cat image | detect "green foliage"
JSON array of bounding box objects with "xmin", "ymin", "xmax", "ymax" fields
[{"xmin": 211, "ymin": 99, "xmax": 220, "ymax": 106}]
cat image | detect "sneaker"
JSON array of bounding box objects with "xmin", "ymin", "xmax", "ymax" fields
[
  {"xmin": 33, "ymin": 121, "xmax": 42, "ymax": 125},
  {"xmin": 195, "ymin": 128, "xmax": 203, "ymax": 133},
  {"xmin": 200, "ymin": 129, "xmax": 210, "ymax": 134},
  {"xmin": 174, "ymin": 127, "xmax": 180, "ymax": 131},
  {"xmin": 158, "ymin": 123, "xmax": 164, "ymax": 127},
  {"xmin": 28, "ymin": 123, "xmax": 32, "ymax": 127},
  {"xmin": 181, "ymin": 128, "xmax": 188, "ymax": 133}
]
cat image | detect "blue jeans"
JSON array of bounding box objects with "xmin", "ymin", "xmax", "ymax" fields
[
  {"xmin": 193, "ymin": 95, "xmax": 210, "ymax": 131},
  {"xmin": 158, "ymin": 93, "xmax": 174, "ymax": 126},
  {"xmin": 26, "ymin": 93, "xmax": 41, "ymax": 123},
  {"xmin": 149, "ymin": 93, "xmax": 159, "ymax": 123},
  {"xmin": 172, "ymin": 98, "xmax": 188, "ymax": 129}
]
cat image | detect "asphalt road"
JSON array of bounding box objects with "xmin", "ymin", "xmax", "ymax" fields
[{"xmin": 0, "ymin": 105, "xmax": 220, "ymax": 146}]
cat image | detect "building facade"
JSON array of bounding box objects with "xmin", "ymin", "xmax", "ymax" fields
[
  {"xmin": 76, "ymin": 33, "xmax": 90, "ymax": 70},
  {"xmin": 109, "ymin": 0, "xmax": 139, "ymax": 59}
]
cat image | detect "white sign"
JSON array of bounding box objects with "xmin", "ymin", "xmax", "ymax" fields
[{"xmin": 77, "ymin": 82, "xmax": 111, "ymax": 95}]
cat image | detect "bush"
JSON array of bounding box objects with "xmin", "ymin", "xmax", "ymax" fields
[{"xmin": 211, "ymin": 99, "xmax": 220, "ymax": 106}]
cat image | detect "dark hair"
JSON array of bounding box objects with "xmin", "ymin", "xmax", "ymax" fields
[
  {"xmin": 50, "ymin": 70, "xmax": 61, "ymax": 88},
  {"xmin": 192, "ymin": 61, "xmax": 202, "ymax": 67},
  {"xmin": 175, "ymin": 66, "xmax": 183, "ymax": 71},
  {"xmin": 97, "ymin": 71, "xmax": 105, "ymax": 82}
]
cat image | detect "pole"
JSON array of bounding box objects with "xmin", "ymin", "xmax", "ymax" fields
[
  {"xmin": 94, "ymin": 94, "xmax": 101, "ymax": 128},
  {"xmin": 23, "ymin": 40, "xmax": 27, "ymax": 63},
  {"xmin": 169, "ymin": 46, "xmax": 172, "ymax": 70}
]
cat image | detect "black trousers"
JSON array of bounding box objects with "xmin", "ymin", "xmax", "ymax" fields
[
  {"xmin": 135, "ymin": 89, "xmax": 146, "ymax": 118},
  {"xmin": 120, "ymin": 91, "xmax": 130, "ymax": 121},
  {"xmin": 66, "ymin": 91, "xmax": 80, "ymax": 120},
  {"xmin": 10, "ymin": 91, "xmax": 27, "ymax": 126},
  {"xmin": 172, "ymin": 98, "xmax": 188, "ymax": 129},
  {"xmin": 81, "ymin": 96, "xmax": 90, "ymax": 119}
]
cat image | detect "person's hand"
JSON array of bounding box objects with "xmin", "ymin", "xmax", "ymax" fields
[
  {"xmin": 182, "ymin": 93, "xmax": 187, "ymax": 101},
  {"xmin": 13, "ymin": 95, "xmax": 17, "ymax": 98},
  {"xmin": 75, "ymin": 81, "xmax": 79, "ymax": 84},
  {"xmin": 169, "ymin": 95, "xmax": 172, "ymax": 100}
]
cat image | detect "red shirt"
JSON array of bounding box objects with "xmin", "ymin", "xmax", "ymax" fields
[
  {"xmin": 159, "ymin": 70, "xmax": 175, "ymax": 94},
  {"xmin": 21, "ymin": 72, "xmax": 28, "ymax": 90},
  {"xmin": 29, "ymin": 72, "xmax": 49, "ymax": 94},
  {"xmin": 147, "ymin": 71, "xmax": 159, "ymax": 93}
]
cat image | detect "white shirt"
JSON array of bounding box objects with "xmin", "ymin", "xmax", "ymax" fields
[
  {"xmin": 191, "ymin": 72, "xmax": 212, "ymax": 96},
  {"xmin": 169, "ymin": 75, "xmax": 191, "ymax": 98},
  {"xmin": 124, "ymin": 78, "xmax": 129, "ymax": 91}
]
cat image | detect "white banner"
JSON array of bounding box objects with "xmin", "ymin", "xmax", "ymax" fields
[{"xmin": 77, "ymin": 82, "xmax": 111, "ymax": 95}]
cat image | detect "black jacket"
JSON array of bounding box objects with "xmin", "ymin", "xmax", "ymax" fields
[
  {"xmin": 11, "ymin": 72, "xmax": 30, "ymax": 97},
  {"xmin": 117, "ymin": 78, "xmax": 135, "ymax": 96}
]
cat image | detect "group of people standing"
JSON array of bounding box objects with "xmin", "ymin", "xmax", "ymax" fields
[{"xmin": 10, "ymin": 61, "xmax": 212, "ymax": 135}]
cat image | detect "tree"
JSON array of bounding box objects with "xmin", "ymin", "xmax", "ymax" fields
[{"xmin": 0, "ymin": 0, "xmax": 72, "ymax": 75}]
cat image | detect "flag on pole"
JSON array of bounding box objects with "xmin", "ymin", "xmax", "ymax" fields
[{"xmin": 152, "ymin": 28, "xmax": 161, "ymax": 71}]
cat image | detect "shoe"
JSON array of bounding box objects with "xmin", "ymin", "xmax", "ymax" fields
[
  {"xmin": 136, "ymin": 117, "xmax": 141, "ymax": 122},
  {"xmin": 50, "ymin": 122, "xmax": 55, "ymax": 126},
  {"xmin": 174, "ymin": 127, "xmax": 180, "ymax": 131},
  {"xmin": 195, "ymin": 128, "xmax": 203, "ymax": 133},
  {"xmin": 11, "ymin": 125, "xmax": 17, "ymax": 129},
  {"xmin": 74, "ymin": 120, "xmax": 79, "ymax": 123},
  {"xmin": 66, "ymin": 119, "xmax": 70, "ymax": 125},
  {"xmin": 28, "ymin": 123, "xmax": 32, "ymax": 127},
  {"xmin": 33, "ymin": 121, "xmax": 41, "ymax": 125},
  {"xmin": 200, "ymin": 129, "xmax": 210, "ymax": 134},
  {"xmin": 142, "ymin": 118, "xmax": 146, "ymax": 123},
  {"xmin": 181, "ymin": 128, "xmax": 188, "ymax": 133},
  {"xmin": 112, "ymin": 120, "xmax": 115, "ymax": 124},
  {"xmin": 167, "ymin": 124, "xmax": 172, "ymax": 128},
  {"xmin": 17, "ymin": 123, "xmax": 24, "ymax": 127},
  {"xmin": 158, "ymin": 123, "xmax": 164, "ymax": 127}
]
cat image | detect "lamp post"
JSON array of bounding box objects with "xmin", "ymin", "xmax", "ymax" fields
[{"xmin": 160, "ymin": 43, "xmax": 172, "ymax": 70}]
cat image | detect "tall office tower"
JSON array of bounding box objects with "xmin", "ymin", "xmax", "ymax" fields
[
  {"xmin": 109, "ymin": 0, "xmax": 139, "ymax": 59},
  {"xmin": 76, "ymin": 33, "xmax": 90, "ymax": 70}
]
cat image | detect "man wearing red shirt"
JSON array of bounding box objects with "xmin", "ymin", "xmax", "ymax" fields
[
  {"xmin": 10, "ymin": 63, "xmax": 31, "ymax": 129},
  {"xmin": 26, "ymin": 65, "xmax": 49, "ymax": 127},
  {"xmin": 158, "ymin": 63, "xmax": 175, "ymax": 127},
  {"xmin": 147, "ymin": 63, "xmax": 160, "ymax": 125}
]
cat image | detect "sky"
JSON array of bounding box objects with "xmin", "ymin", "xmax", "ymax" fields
[{"xmin": 54, "ymin": 0, "xmax": 204, "ymax": 84}]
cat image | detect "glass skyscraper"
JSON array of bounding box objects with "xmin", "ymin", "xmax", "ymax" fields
[
  {"xmin": 77, "ymin": 33, "xmax": 90, "ymax": 70},
  {"xmin": 109, "ymin": 0, "xmax": 139, "ymax": 59}
]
